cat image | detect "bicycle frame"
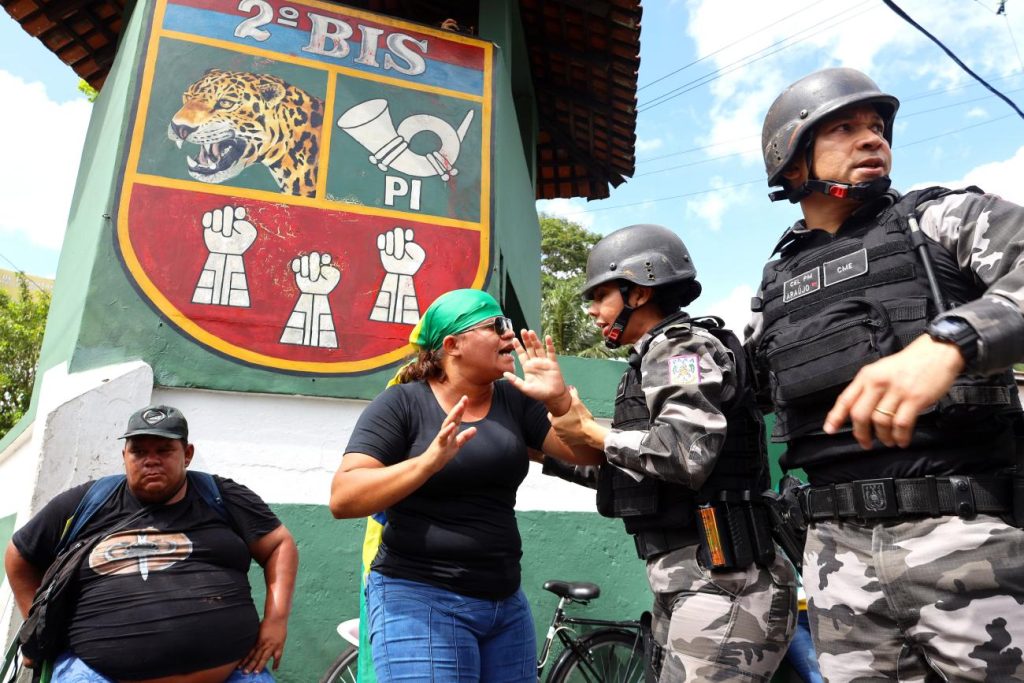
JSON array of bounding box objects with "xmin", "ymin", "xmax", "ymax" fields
[{"xmin": 536, "ymin": 594, "xmax": 643, "ymax": 680}]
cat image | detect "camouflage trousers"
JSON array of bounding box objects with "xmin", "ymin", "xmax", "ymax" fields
[
  {"xmin": 646, "ymin": 544, "xmax": 798, "ymax": 682},
  {"xmin": 804, "ymin": 515, "xmax": 1024, "ymax": 681}
]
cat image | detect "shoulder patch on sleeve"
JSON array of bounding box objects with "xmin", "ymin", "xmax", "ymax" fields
[{"xmin": 668, "ymin": 353, "xmax": 700, "ymax": 385}]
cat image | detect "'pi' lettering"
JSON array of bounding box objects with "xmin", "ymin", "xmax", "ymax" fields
[{"xmin": 384, "ymin": 176, "xmax": 422, "ymax": 210}]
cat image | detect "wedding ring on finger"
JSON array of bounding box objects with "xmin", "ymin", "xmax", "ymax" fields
[{"xmin": 873, "ymin": 407, "xmax": 896, "ymax": 417}]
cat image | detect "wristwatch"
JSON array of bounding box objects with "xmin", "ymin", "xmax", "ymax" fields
[{"xmin": 925, "ymin": 316, "xmax": 978, "ymax": 365}]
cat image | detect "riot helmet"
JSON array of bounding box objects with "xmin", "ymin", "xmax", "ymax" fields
[
  {"xmin": 582, "ymin": 224, "xmax": 702, "ymax": 348},
  {"xmin": 762, "ymin": 68, "xmax": 899, "ymax": 203}
]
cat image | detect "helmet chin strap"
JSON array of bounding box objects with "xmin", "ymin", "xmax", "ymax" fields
[
  {"xmin": 802, "ymin": 176, "xmax": 892, "ymax": 201},
  {"xmin": 604, "ymin": 283, "xmax": 635, "ymax": 350},
  {"xmin": 771, "ymin": 176, "xmax": 891, "ymax": 202}
]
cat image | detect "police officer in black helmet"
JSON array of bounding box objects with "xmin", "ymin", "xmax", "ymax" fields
[
  {"xmin": 508, "ymin": 224, "xmax": 796, "ymax": 682},
  {"xmin": 749, "ymin": 67, "xmax": 1024, "ymax": 681}
]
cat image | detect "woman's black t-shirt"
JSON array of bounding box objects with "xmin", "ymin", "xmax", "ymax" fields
[
  {"xmin": 12, "ymin": 475, "xmax": 281, "ymax": 679},
  {"xmin": 345, "ymin": 380, "xmax": 550, "ymax": 599}
]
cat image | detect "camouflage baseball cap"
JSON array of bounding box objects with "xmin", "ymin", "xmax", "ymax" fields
[{"xmin": 120, "ymin": 405, "xmax": 189, "ymax": 441}]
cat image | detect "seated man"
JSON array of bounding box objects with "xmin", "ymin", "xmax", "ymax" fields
[{"xmin": 4, "ymin": 404, "xmax": 298, "ymax": 683}]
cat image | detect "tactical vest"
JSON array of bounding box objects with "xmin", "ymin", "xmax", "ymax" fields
[
  {"xmin": 595, "ymin": 313, "xmax": 770, "ymax": 541},
  {"xmin": 754, "ymin": 187, "xmax": 1019, "ymax": 450}
]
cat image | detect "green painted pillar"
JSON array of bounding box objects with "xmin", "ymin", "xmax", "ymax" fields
[{"xmin": 35, "ymin": 0, "xmax": 545, "ymax": 400}]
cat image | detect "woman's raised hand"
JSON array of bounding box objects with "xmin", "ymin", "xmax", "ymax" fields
[
  {"xmin": 503, "ymin": 330, "xmax": 572, "ymax": 416},
  {"xmin": 424, "ymin": 395, "xmax": 477, "ymax": 472}
]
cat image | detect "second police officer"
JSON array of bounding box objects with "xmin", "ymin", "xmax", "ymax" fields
[
  {"xmin": 508, "ymin": 224, "xmax": 797, "ymax": 682},
  {"xmin": 749, "ymin": 67, "xmax": 1024, "ymax": 681}
]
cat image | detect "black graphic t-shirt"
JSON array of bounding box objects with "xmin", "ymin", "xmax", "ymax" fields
[{"xmin": 12, "ymin": 475, "xmax": 281, "ymax": 679}]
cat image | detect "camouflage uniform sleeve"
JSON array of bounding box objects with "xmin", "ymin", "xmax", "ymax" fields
[
  {"xmin": 604, "ymin": 328, "xmax": 734, "ymax": 490},
  {"xmin": 917, "ymin": 191, "xmax": 1024, "ymax": 373}
]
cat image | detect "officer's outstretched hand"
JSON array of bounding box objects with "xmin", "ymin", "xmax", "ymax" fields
[
  {"xmin": 823, "ymin": 334, "xmax": 966, "ymax": 449},
  {"xmin": 549, "ymin": 387, "xmax": 606, "ymax": 450},
  {"xmin": 504, "ymin": 330, "xmax": 572, "ymax": 417}
]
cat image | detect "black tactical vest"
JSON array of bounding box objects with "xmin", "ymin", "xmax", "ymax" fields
[
  {"xmin": 595, "ymin": 313, "xmax": 770, "ymax": 538},
  {"xmin": 754, "ymin": 187, "xmax": 1019, "ymax": 453}
]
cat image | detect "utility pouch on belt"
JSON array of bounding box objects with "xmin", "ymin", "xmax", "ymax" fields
[
  {"xmin": 696, "ymin": 491, "xmax": 773, "ymax": 571},
  {"xmin": 762, "ymin": 475, "xmax": 808, "ymax": 572}
]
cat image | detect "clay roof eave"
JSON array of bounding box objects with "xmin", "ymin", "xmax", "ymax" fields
[{"xmin": 2, "ymin": 0, "xmax": 641, "ymax": 201}]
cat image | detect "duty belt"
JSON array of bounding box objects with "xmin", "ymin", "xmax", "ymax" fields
[
  {"xmin": 803, "ymin": 476, "xmax": 1012, "ymax": 522},
  {"xmin": 632, "ymin": 527, "xmax": 698, "ymax": 560}
]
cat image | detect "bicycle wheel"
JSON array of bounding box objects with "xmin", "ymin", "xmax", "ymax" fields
[
  {"xmin": 546, "ymin": 629, "xmax": 646, "ymax": 683},
  {"xmin": 319, "ymin": 645, "xmax": 359, "ymax": 683}
]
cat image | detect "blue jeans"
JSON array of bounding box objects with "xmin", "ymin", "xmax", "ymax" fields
[
  {"xmin": 784, "ymin": 611, "xmax": 823, "ymax": 683},
  {"xmin": 52, "ymin": 652, "xmax": 276, "ymax": 682},
  {"xmin": 366, "ymin": 571, "xmax": 536, "ymax": 682}
]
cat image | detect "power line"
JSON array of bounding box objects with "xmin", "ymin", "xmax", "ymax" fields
[
  {"xmin": 0, "ymin": 252, "xmax": 50, "ymax": 295},
  {"xmin": 565, "ymin": 114, "xmax": 1017, "ymax": 216},
  {"xmin": 635, "ymin": 76, "xmax": 1024, "ymax": 168},
  {"xmin": 637, "ymin": 136, "xmax": 760, "ymax": 166},
  {"xmin": 900, "ymin": 86, "xmax": 1024, "ymax": 118},
  {"xmin": 635, "ymin": 87, "xmax": 1021, "ymax": 177},
  {"xmin": 1005, "ymin": 11, "xmax": 1024, "ymax": 72},
  {"xmin": 881, "ymin": 0, "xmax": 1024, "ymax": 120},
  {"xmin": 899, "ymin": 112, "xmax": 1015, "ymax": 147},
  {"xmin": 637, "ymin": 0, "xmax": 821, "ymax": 92},
  {"xmin": 638, "ymin": 3, "xmax": 873, "ymax": 110},
  {"xmin": 901, "ymin": 71, "xmax": 1024, "ymax": 102},
  {"xmin": 558, "ymin": 179, "xmax": 765, "ymax": 216},
  {"xmin": 637, "ymin": 2, "xmax": 877, "ymax": 113},
  {"xmin": 636, "ymin": 150, "xmax": 746, "ymax": 178}
]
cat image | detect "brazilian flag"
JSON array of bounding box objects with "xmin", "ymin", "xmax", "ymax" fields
[{"xmin": 357, "ymin": 512, "xmax": 386, "ymax": 682}]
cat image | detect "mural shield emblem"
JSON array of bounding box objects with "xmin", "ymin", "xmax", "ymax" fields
[{"xmin": 115, "ymin": 0, "xmax": 494, "ymax": 373}]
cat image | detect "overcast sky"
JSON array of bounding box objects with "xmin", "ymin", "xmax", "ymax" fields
[{"xmin": 2, "ymin": 0, "xmax": 1023, "ymax": 332}]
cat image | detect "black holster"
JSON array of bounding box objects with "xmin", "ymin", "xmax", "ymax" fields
[
  {"xmin": 695, "ymin": 490, "xmax": 775, "ymax": 571},
  {"xmin": 761, "ymin": 475, "xmax": 808, "ymax": 572}
]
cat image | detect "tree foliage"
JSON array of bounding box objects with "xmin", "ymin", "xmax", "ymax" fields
[
  {"xmin": 539, "ymin": 214, "xmax": 601, "ymax": 286},
  {"xmin": 0, "ymin": 274, "xmax": 51, "ymax": 436},
  {"xmin": 538, "ymin": 214, "xmax": 625, "ymax": 358},
  {"xmin": 78, "ymin": 79, "xmax": 99, "ymax": 102}
]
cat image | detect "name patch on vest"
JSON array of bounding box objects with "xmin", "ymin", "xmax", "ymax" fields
[
  {"xmin": 823, "ymin": 248, "xmax": 868, "ymax": 287},
  {"xmin": 668, "ymin": 354, "xmax": 700, "ymax": 385},
  {"xmin": 782, "ymin": 267, "xmax": 821, "ymax": 303}
]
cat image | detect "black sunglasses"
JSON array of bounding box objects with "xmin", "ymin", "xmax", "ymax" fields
[{"xmin": 462, "ymin": 316, "xmax": 514, "ymax": 336}]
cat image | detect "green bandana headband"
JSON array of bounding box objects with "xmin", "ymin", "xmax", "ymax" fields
[{"xmin": 409, "ymin": 289, "xmax": 504, "ymax": 351}]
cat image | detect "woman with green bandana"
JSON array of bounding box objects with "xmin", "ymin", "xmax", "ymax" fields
[{"xmin": 329, "ymin": 289, "xmax": 597, "ymax": 683}]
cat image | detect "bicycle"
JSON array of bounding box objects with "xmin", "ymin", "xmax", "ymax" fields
[
  {"xmin": 537, "ymin": 579, "xmax": 658, "ymax": 683},
  {"xmin": 321, "ymin": 579, "xmax": 659, "ymax": 683},
  {"xmin": 319, "ymin": 618, "xmax": 358, "ymax": 683}
]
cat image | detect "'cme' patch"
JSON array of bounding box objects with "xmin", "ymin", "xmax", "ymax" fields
[
  {"xmin": 824, "ymin": 248, "xmax": 868, "ymax": 287},
  {"xmin": 668, "ymin": 354, "xmax": 700, "ymax": 385}
]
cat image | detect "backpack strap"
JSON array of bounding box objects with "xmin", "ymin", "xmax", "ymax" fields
[
  {"xmin": 187, "ymin": 471, "xmax": 240, "ymax": 536},
  {"xmin": 57, "ymin": 472, "xmax": 237, "ymax": 556},
  {"xmin": 57, "ymin": 475, "xmax": 126, "ymax": 555}
]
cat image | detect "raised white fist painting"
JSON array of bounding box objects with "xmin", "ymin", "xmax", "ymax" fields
[
  {"xmin": 370, "ymin": 227, "xmax": 424, "ymax": 325},
  {"xmin": 279, "ymin": 252, "xmax": 341, "ymax": 349},
  {"xmin": 187, "ymin": 204, "xmax": 428, "ymax": 350},
  {"xmin": 192, "ymin": 205, "xmax": 257, "ymax": 307}
]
